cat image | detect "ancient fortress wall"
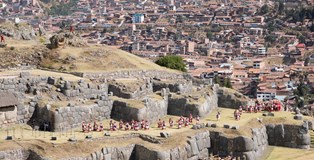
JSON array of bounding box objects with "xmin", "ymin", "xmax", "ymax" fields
[
  {"xmin": 52, "ymin": 100, "xmax": 113, "ymax": 131},
  {"xmin": 0, "ymin": 75, "xmax": 48, "ymax": 127},
  {"xmin": 1, "ymin": 122, "xmax": 307, "ymax": 160},
  {"xmin": 266, "ymin": 121, "xmax": 311, "ymax": 149},
  {"xmin": 152, "ymin": 80, "xmax": 193, "ymax": 94},
  {"xmin": 79, "ymin": 70, "xmax": 189, "ymax": 80}
]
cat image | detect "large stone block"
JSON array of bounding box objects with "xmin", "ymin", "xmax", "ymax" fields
[
  {"xmin": 189, "ymin": 139, "xmax": 199, "ymax": 156},
  {"xmin": 274, "ymin": 124, "xmax": 285, "ymax": 145},
  {"xmin": 233, "ymin": 136, "xmax": 254, "ymax": 152}
]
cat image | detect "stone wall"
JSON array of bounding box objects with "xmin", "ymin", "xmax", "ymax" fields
[
  {"xmin": 111, "ymin": 95, "xmax": 168, "ymax": 123},
  {"xmin": 0, "ymin": 105, "xmax": 17, "ymax": 127},
  {"xmin": 152, "ymin": 80, "xmax": 193, "ymax": 94},
  {"xmin": 80, "ymin": 70, "xmax": 189, "ymax": 80},
  {"xmin": 47, "ymin": 77, "xmax": 109, "ymax": 99},
  {"xmin": 266, "ymin": 121, "xmax": 311, "ymax": 149},
  {"xmin": 1, "ymin": 123, "xmax": 312, "ymax": 160},
  {"xmin": 167, "ymin": 91, "xmax": 218, "ymax": 117},
  {"xmin": 0, "ymin": 149, "xmax": 29, "ymax": 160},
  {"xmin": 0, "ymin": 75, "xmax": 48, "ymax": 93},
  {"xmin": 52, "ymin": 99, "xmax": 113, "ymax": 131},
  {"xmin": 209, "ymin": 126, "xmax": 268, "ymax": 160},
  {"xmin": 59, "ymin": 131, "xmax": 211, "ymax": 160},
  {"xmin": 0, "ymin": 149, "xmax": 46, "ymax": 160}
]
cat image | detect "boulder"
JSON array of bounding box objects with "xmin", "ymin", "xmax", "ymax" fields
[
  {"xmin": 192, "ymin": 124, "xmax": 201, "ymax": 130},
  {"xmin": 20, "ymin": 72, "xmax": 31, "ymax": 78},
  {"xmin": 223, "ymin": 124, "xmax": 230, "ymax": 129},
  {"xmin": 160, "ymin": 132, "xmax": 170, "ymax": 138},
  {"xmin": 231, "ymin": 126, "xmax": 240, "ymax": 130},
  {"xmin": 294, "ymin": 114, "xmax": 303, "ymax": 120},
  {"xmin": 68, "ymin": 137, "xmax": 77, "ymax": 142},
  {"xmin": 86, "ymin": 135, "xmax": 92, "ymax": 139}
]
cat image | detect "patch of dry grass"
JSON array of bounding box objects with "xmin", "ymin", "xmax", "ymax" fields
[
  {"xmin": 0, "ymin": 69, "xmax": 85, "ymax": 81},
  {"xmin": 265, "ymin": 147, "xmax": 314, "ymax": 160}
]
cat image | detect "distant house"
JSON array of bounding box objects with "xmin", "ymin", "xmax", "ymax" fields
[
  {"xmin": 132, "ymin": 13, "xmax": 145, "ymax": 23},
  {"xmin": 256, "ymin": 89, "xmax": 276, "ymax": 101},
  {"xmin": 253, "ymin": 59, "xmax": 265, "ymax": 69}
]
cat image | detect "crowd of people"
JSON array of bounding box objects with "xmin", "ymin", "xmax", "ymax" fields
[
  {"xmin": 81, "ymin": 114, "xmax": 201, "ymax": 132},
  {"xmin": 165, "ymin": 114, "xmax": 200, "ymax": 129},
  {"xmin": 82, "ymin": 121, "xmax": 104, "ymax": 132},
  {"xmin": 232, "ymin": 100, "xmax": 282, "ymax": 120},
  {"xmin": 81, "ymin": 101, "xmax": 284, "ymax": 132}
]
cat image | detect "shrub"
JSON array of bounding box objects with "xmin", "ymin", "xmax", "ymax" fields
[{"xmin": 155, "ymin": 55, "xmax": 187, "ymax": 72}]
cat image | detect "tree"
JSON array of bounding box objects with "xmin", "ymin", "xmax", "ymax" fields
[
  {"xmin": 206, "ymin": 31, "xmax": 213, "ymax": 40},
  {"xmin": 298, "ymin": 35, "xmax": 306, "ymax": 43},
  {"xmin": 260, "ymin": 5, "xmax": 269, "ymax": 15},
  {"xmin": 304, "ymin": 57, "xmax": 310, "ymax": 66},
  {"xmin": 294, "ymin": 82, "xmax": 309, "ymax": 97},
  {"xmin": 278, "ymin": 2, "xmax": 285, "ymax": 15},
  {"xmin": 214, "ymin": 75, "xmax": 222, "ymax": 86},
  {"xmin": 223, "ymin": 77, "xmax": 233, "ymax": 89},
  {"xmin": 265, "ymin": 35, "xmax": 277, "ymax": 43},
  {"xmin": 155, "ymin": 55, "xmax": 187, "ymax": 72},
  {"xmin": 309, "ymin": 22, "xmax": 314, "ymax": 32}
]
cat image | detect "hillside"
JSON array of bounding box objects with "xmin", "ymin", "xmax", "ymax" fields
[
  {"xmin": 0, "ymin": 38, "xmax": 177, "ymax": 73},
  {"xmin": 42, "ymin": 45, "xmax": 177, "ymax": 73}
]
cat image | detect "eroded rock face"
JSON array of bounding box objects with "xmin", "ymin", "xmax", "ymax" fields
[
  {"xmin": 0, "ymin": 22, "xmax": 36, "ymax": 40},
  {"xmin": 49, "ymin": 32, "xmax": 86, "ymax": 49}
]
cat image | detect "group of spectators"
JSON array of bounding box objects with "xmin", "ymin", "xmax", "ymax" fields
[
  {"xmin": 81, "ymin": 114, "xmax": 201, "ymax": 132},
  {"xmin": 82, "ymin": 121, "xmax": 104, "ymax": 132}
]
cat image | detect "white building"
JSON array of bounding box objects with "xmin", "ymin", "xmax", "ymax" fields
[
  {"xmin": 257, "ymin": 47, "xmax": 266, "ymax": 55},
  {"xmin": 256, "ymin": 90, "xmax": 276, "ymax": 101}
]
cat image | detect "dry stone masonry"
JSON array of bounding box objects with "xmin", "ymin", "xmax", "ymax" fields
[{"xmin": 0, "ymin": 71, "xmax": 312, "ymax": 160}]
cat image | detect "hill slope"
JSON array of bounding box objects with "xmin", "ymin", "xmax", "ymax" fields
[{"xmin": 0, "ymin": 38, "xmax": 178, "ymax": 73}]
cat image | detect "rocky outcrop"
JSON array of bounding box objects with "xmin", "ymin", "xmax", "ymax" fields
[
  {"xmin": 49, "ymin": 32, "xmax": 87, "ymax": 49},
  {"xmin": 0, "ymin": 22, "xmax": 36, "ymax": 40},
  {"xmin": 216, "ymin": 86, "xmax": 254, "ymax": 109},
  {"xmin": 266, "ymin": 121, "xmax": 311, "ymax": 149}
]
